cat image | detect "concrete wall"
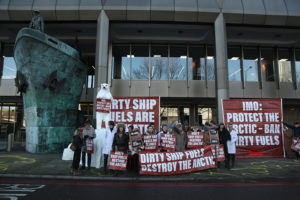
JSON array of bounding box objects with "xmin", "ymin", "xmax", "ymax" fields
[{"xmin": 0, "ymin": 0, "xmax": 300, "ymax": 26}]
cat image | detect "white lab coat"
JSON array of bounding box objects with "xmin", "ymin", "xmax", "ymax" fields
[
  {"xmin": 102, "ymin": 126, "xmax": 117, "ymax": 155},
  {"xmin": 227, "ymin": 129, "xmax": 238, "ymax": 154}
]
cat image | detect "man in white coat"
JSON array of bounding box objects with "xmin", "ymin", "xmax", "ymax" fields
[
  {"xmin": 102, "ymin": 121, "xmax": 117, "ymax": 174},
  {"xmin": 227, "ymin": 123, "xmax": 238, "ymax": 169}
]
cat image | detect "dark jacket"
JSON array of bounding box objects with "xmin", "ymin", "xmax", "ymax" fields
[
  {"xmin": 72, "ymin": 134, "xmax": 83, "ymax": 149},
  {"xmin": 283, "ymin": 122, "xmax": 300, "ymax": 137},
  {"xmin": 218, "ymin": 128, "xmax": 231, "ymax": 145},
  {"xmin": 112, "ymin": 132, "xmax": 129, "ymax": 152}
]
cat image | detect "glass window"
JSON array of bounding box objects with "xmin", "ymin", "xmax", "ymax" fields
[
  {"xmin": 296, "ymin": 49, "xmax": 300, "ymax": 82},
  {"xmin": 2, "ymin": 57, "xmax": 17, "ymax": 79},
  {"xmin": 207, "ymin": 46, "xmax": 215, "ymax": 80},
  {"xmin": 188, "ymin": 46, "xmax": 205, "ymax": 80},
  {"xmin": 198, "ymin": 107, "xmax": 213, "ymax": 125},
  {"xmin": 87, "ymin": 75, "xmax": 95, "ymax": 88},
  {"xmin": 243, "ymin": 47, "xmax": 259, "ymax": 82},
  {"xmin": 151, "ymin": 45, "xmax": 168, "ymax": 80},
  {"xmin": 131, "ymin": 45, "xmax": 149, "ymax": 80},
  {"xmin": 112, "ymin": 45, "xmax": 130, "ymax": 79},
  {"xmin": 228, "ymin": 47, "xmax": 241, "ymax": 81},
  {"xmin": 170, "ymin": 46, "xmax": 187, "ymax": 80},
  {"xmin": 1, "ymin": 106, "xmax": 9, "ymax": 122},
  {"xmin": 278, "ymin": 48, "xmax": 292, "ymax": 82},
  {"xmin": 9, "ymin": 106, "xmax": 16, "ymax": 123},
  {"xmin": 261, "ymin": 48, "xmax": 275, "ymax": 82}
]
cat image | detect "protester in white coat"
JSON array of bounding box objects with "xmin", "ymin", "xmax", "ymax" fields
[
  {"xmin": 227, "ymin": 123, "xmax": 238, "ymax": 169},
  {"xmin": 102, "ymin": 121, "xmax": 116, "ymax": 173}
]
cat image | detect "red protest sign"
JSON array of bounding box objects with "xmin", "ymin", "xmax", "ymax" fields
[
  {"xmin": 222, "ymin": 99, "xmax": 284, "ymax": 158},
  {"xmin": 187, "ymin": 132, "xmax": 204, "ymax": 148},
  {"xmin": 144, "ymin": 135, "xmax": 158, "ymax": 151},
  {"xmin": 160, "ymin": 133, "xmax": 176, "ymax": 151},
  {"xmin": 139, "ymin": 146, "xmax": 216, "ymax": 175},
  {"xmin": 129, "ymin": 131, "xmax": 143, "ymax": 151},
  {"xmin": 210, "ymin": 144, "xmax": 225, "ymax": 162},
  {"xmin": 111, "ymin": 97, "xmax": 160, "ymax": 134},
  {"xmin": 96, "ymin": 98, "xmax": 111, "ymax": 113},
  {"xmin": 291, "ymin": 137, "xmax": 300, "ymax": 153},
  {"xmin": 108, "ymin": 151, "xmax": 128, "ymax": 171}
]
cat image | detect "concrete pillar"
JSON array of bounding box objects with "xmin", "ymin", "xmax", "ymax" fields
[
  {"xmin": 0, "ymin": 42, "xmax": 3, "ymax": 86},
  {"xmin": 93, "ymin": 10, "xmax": 109, "ymax": 120},
  {"xmin": 214, "ymin": 13, "xmax": 229, "ymax": 123}
]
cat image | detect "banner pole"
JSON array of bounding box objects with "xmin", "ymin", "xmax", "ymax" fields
[{"xmin": 281, "ymin": 98, "xmax": 286, "ymax": 158}]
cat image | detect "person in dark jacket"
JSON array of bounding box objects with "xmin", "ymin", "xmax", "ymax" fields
[
  {"xmin": 71, "ymin": 126, "xmax": 84, "ymax": 175},
  {"xmin": 218, "ymin": 123, "xmax": 231, "ymax": 168},
  {"xmin": 283, "ymin": 122, "xmax": 300, "ymax": 137},
  {"xmin": 283, "ymin": 121, "xmax": 300, "ymax": 158},
  {"xmin": 112, "ymin": 123, "xmax": 129, "ymax": 152}
]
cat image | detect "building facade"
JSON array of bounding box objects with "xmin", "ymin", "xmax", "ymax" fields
[{"xmin": 1, "ymin": 0, "xmax": 300, "ymax": 147}]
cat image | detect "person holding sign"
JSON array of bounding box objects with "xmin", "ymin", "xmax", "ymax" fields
[
  {"xmin": 81, "ymin": 120, "xmax": 96, "ymax": 170},
  {"xmin": 112, "ymin": 123, "xmax": 129, "ymax": 153},
  {"xmin": 227, "ymin": 123, "xmax": 238, "ymax": 169},
  {"xmin": 174, "ymin": 123, "xmax": 187, "ymax": 151},
  {"xmin": 283, "ymin": 121, "xmax": 300, "ymax": 159},
  {"xmin": 218, "ymin": 123, "xmax": 231, "ymax": 168},
  {"xmin": 102, "ymin": 121, "xmax": 117, "ymax": 174},
  {"xmin": 143, "ymin": 125, "xmax": 159, "ymax": 151},
  {"xmin": 158, "ymin": 124, "xmax": 169, "ymax": 147}
]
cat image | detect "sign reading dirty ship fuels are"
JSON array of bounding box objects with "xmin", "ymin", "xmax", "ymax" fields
[{"xmin": 222, "ymin": 99, "xmax": 284, "ymax": 158}]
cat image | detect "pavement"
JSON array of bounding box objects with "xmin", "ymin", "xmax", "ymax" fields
[{"xmin": 0, "ymin": 150, "xmax": 300, "ymax": 182}]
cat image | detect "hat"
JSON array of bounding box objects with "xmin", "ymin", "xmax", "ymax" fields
[
  {"xmin": 128, "ymin": 125, "xmax": 134, "ymax": 129},
  {"xmin": 108, "ymin": 121, "xmax": 114, "ymax": 126},
  {"xmin": 117, "ymin": 123, "xmax": 126, "ymax": 130},
  {"xmin": 33, "ymin": 9, "xmax": 40, "ymax": 13},
  {"xmin": 294, "ymin": 122, "xmax": 299, "ymax": 125}
]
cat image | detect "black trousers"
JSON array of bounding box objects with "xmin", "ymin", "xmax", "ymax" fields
[
  {"xmin": 104, "ymin": 154, "xmax": 109, "ymax": 171},
  {"xmin": 227, "ymin": 154, "xmax": 236, "ymax": 168},
  {"xmin": 82, "ymin": 151, "xmax": 92, "ymax": 168},
  {"xmin": 72, "ymin": 148, "xmax": 81, "ymax": 170}
]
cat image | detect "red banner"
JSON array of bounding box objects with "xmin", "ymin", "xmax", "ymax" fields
[
  {"xmin": 187, "ymin": 132, "xmax": 204, "ymax": 148},
  {"xmin": 139, "ymin": 147, "xmax": 216, "ymax": 175},
  {"xmin": 111, "ymin": 97, "xmax": 160, "ymax": 134},
  {"xmin": 108, "ymin": 151, "xmax": 128, "ymax": 171},
  {"xmin": 291, "ymin": 137, "xmax": 300, "ymax": 153},
  {"xmin": 96, "ymin": 98, "xmax": 111, "ymax": 113},
  {"xmin": 160, "ymin": 133, "xmax": 176, "ymax": 151},
  {"xmin": 211, "ymin": 144, "xmax": 225, "ymax": 162},
  {"xmin": 144, "ymin": 135, "xmax": 158, "ymax": 151},
  {"xmin": 222, "ymin": 99, "xmax": 284, "ymax": 158}
]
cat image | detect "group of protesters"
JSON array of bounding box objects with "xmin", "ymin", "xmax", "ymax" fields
[{"xmin": 70, "ymin": 119, "xmax": 240, "ymax": 175}]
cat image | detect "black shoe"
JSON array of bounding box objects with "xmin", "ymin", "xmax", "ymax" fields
[{"xmin": 80, "ymin": 166, "xmax": 85, "ymax": 170}]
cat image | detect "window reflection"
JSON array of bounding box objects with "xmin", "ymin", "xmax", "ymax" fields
[
  {"xmin": 243, "ymin": 47, "xmax": 258, "ymax": 82},
  {"xmin": 170, "ymin": 46, "xmax": 187, "ymax": 80},
  {"xmin": 207, "ymin": 46, "xmax": 215, "ymax": 80},
  {"xmin": 3, "ymin": 57, "xmax": 17, "ymax": 79},
  {"xmin": 278, "ymin": 48, "xmax": 292, "ymax": 82},
  {"xmin": 228, "ymin": 47, "xmax": 241, "ymax": 81},
  {"xmin": 296, "ymin": 49, "xmax": 300, "ymax": 82},
  {"xmin": 189, "ymin": 46, "xmax": 205, "ymax": 80},
  {"xmin": 261, "ymin": 48, "xmax": 275, "ymax": 82},
  {"xmin": 112, "ymin": 45, "xmax": 130, "ymax": 79},
  {"xmin": 151, "ymin": 46, "xmax": 168, "ymax": 80},
  {"xmin": 131, "ymin": 45, "xmax": 149, "ymax": 80}
]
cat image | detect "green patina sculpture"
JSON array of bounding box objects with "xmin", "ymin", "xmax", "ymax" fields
[{"xmin": 14, "ymin": 26, "xmax": 87, "ymax": 153}]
